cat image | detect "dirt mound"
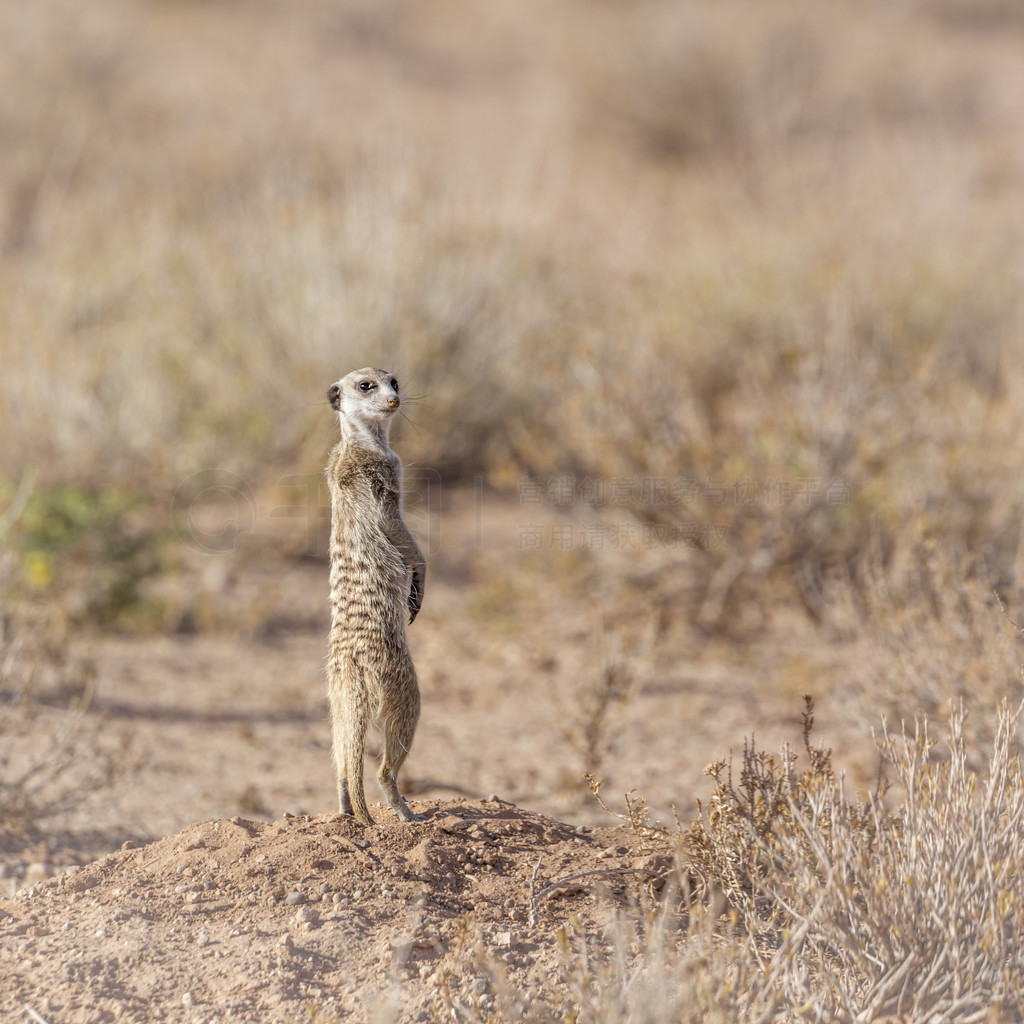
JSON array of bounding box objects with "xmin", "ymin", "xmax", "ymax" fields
[{"xmin": 0, "ymin": 800, "xmax": 641, "ymax": 1023}]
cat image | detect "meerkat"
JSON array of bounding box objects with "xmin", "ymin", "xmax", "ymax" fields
[{"xmin": 324, "ymin": 367, "xmax": 426, "ymax": 824}]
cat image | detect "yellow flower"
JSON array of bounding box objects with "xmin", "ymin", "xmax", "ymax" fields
[{"xmin": 22, "ymin": 550, "xmax": 53, "ymax": 590}]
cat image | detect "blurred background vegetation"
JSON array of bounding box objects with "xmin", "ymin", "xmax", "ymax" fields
[{"xmin": 2, "ymin": 0, "xmax": 1024, "ymax": 753}]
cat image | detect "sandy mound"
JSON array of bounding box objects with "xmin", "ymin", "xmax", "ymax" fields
[{"xmin": 0, "ymin": 800, "xmax": 642, "ymax": 1023}]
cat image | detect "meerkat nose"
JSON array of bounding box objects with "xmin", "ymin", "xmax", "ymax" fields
[{"xmin": 387, "ymin": 397, "xmax": 400, "ymax": 409}]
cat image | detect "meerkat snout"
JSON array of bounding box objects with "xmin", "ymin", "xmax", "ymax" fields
[{"xmin": 387, "ymin": 396, "xmax": 400, "ymax": 409}]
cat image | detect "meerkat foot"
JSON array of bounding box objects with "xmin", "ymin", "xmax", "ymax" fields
[
  {"xmin": 379, "ymin": 776, "xmax": 425, "ymax": 822},
  {"xmin": 394, "ymin": 801, "xmax": 426, "ymax": 823}
]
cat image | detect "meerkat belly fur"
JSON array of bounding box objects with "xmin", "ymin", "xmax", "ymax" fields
[{"xmin": 325, "ymin": 367, "xmax": 426, "ymax": 824}]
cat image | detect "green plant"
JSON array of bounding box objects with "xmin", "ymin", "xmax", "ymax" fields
[{"xmin": 3, "ymin": 478, "xmax": 166, "ymax": 627}]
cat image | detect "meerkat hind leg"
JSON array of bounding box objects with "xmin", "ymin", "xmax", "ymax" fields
[
  {"xmin": 379, "ymin": 767, "xmax": 425, "ymax": 822},
  {"xmin": 330, "ymin": 679, "xmax": 375, "ymax": 824},
  {"xmin": 379, "ymin": 716, "xmax": 425, "ymax": 822},
  {"xmin": 330, "ymin": 715, "xmax": 355, "ymax": 816}
]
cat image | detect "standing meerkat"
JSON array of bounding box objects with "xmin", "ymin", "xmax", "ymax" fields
[{"xmin": 324, "ymin": 367, "xmax": 426, "ymax": 824}]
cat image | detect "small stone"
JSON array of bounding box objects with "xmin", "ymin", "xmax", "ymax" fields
[
  {"xmin": 182, "ymin": 992, "xmax": 194, "ymax": 1007},
  {"xmin": 294, "ymin": 905, "xmax": 319, "ymax": 927},
  {"xmin": 319, "ymin": 882, "xmax": 331, "ymax": 895},
  {"xmin": 284, "ymin": 891, "xmax": 307, "ymax": 906},
  {"xmin": 487, "ymin": 793, "xmax": 499, "ymax": 802},
  {"xmin": 279, "ymin": 933, "xmax": 293, "ymax": 950},
  {"xmin": 494, "ymin": 931, "xmax": 512, "ymax": 947},
  {"xmin": 196, "ymin": 930, "xmax": 210, "ymax": 947},
  {"xmin": 65, "ymin": 872, "xmax": 99, "ymax": 894},
  {"xmin": 121, "ymin": 840, "xmax": 137, "ymax": 851},
  {"xmin": 352, "ymin": 889, "xmax": 363, "ymax": 899}
]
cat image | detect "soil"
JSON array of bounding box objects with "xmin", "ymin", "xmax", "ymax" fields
[{"xmin": 0, "ymin": 802, "xmax": 644, "ymax": 1024}]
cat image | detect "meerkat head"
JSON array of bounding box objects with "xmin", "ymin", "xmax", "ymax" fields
[{"xmin": 328, "ymin": 367, "xmax": 402, "ymax": 445}]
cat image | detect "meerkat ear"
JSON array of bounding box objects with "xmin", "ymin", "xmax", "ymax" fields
[{"xmin": 327, "ymin": 383, "xmax": 342, "ymax": 410}]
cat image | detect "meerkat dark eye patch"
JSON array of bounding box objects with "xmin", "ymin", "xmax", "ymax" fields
[{"xmin": 327, "ymin": 384, "xmax": 341, "ymax": 409}]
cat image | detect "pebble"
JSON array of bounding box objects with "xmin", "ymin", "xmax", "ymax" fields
[
  {"xmin": 294, "ymin": 905, "xmax": 319, "ymax": 927},
  {"xmin": 284, "ymin": 891, "xmax": 307, "ymax": 906},
  {"xmin": 319, "ymin": 882, "xmax": 331, "ymax": 895},
  {"xmin": 351, "ymin": 889, "xmax": 364, "ymax": 899},
  {"xmin": 182, "ymin": 992, "xmax": 194, "ymax": 1007},
  {"xmin": 65, "ymin": 872, "xmax": 99, "ymax": 894},
  {"xmin": 196, "ymin": 930, "xmax": 210, "ymax": 947}
]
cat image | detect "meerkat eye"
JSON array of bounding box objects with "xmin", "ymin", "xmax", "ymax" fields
[
  {"xmin": 358, "ymin": 381, "xmax": 374, "ymax": 392},
  {"xmin": 391, "ymin": 379, "xmax": 399, "ymax": 391}
]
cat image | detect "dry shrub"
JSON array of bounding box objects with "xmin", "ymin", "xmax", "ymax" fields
[
  {"xmin": 513, "ymin": 218, "xmax": 1024, "ymax": 632},
  {"xmin": 0, "ymin": 542, "xmax": 126, "ymax": 844},
  {"xmin": 433, "ymin": 908, "xmax": 786, "ymax": 1024},
  {"xmin": 681, "ymin": 698, "xmax": 1024, "ymax": 1021},
  {"xmin": 554, "ymin": 618, "xmax": 652, "ymax": 790},
  {"xmin": 853, "ymin": 550, "xmax": 1024, "ymax": 762},
  {"xmin": 583, "ymin": 0, "xmax": 985, "ymax": 167},
  {"xmin": 2, "ymin": 160, "xmax": 587, "ymax": 490}
]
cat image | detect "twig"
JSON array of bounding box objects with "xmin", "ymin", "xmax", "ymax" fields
[
  {"xmin": 527, "ymin": 857, "xmax": 543, "ymax": 927},
  {"xmin": 993, "ymin": 589, "xmax": 1024, "ymax": 637},
  {"xmin": 25, "ymin": 1006, "xmax": 54, "ymax": 1024}
]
